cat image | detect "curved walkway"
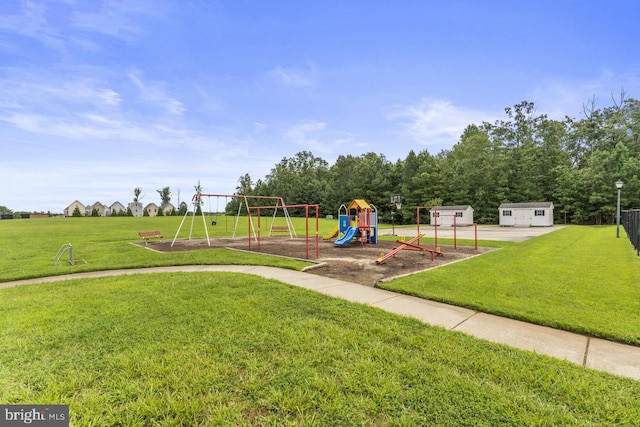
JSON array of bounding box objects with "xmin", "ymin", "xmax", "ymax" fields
[{"xmin": 2, "ymin": 265, "xmax": 639, "ymax": 381}]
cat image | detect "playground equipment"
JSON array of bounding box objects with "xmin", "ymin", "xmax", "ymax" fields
[
  {"xmin": 54, "ymin": 243, "xmax": 74, "ymax": 266},
  {"xmin": 375, "ymin": 205, "xmax": 477, "ymax": 264},
  {"xmin": 375, "ymin": 234, "xmax": 444, "ymax": 264},
  {"xmin": 322, "ymin": 225, "xmax": 339, "ymax": 240},
  {"xmin": 54, "ymin": 243, "xmax": 86, "ymax": 266},
  {"xmin": 171, "ymin": 191, "xmax": 319, "ymax": 259},
  {"xmin": 172, "ymin": 193, "xmax": 294, "ymax": 247},
  {"xmin": 247, "ymin": 203, "xmax": 319, "ymax": 259},
  {"xmin": 334, "ymin": 199, "xmax": 378, "ymax": 247}
]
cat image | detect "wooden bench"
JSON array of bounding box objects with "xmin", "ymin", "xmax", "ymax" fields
[{"xmin": 138, "ymin": 230, "xmax": 164, "ymax": 242}]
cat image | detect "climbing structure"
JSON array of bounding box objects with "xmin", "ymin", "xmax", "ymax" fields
[{"xmin": 334, "ymin": 199, "xmax": 378, "ymax": 246}]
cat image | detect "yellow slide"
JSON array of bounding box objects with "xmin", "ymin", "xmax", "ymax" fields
[{"xmin": 322, "ymin": 225, "xmax": 339, "ymax": 240}]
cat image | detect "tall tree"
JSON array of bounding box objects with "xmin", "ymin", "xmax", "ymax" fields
[
  {"xmin": 156, "ymin": 187, "xmax": 171, "ymax": 207},
  {"xmin": 264, "ymin": 151, "xmax": 330, "ymax": 214}
]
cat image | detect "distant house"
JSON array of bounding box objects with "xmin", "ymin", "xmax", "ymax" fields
[
  {"xmin": 128, "ymin": 201, "xmax": 144, "ymax": 217},
  {"xmin": 144, "ymin": 202, "xmax": 159, "ymax": 217},
  {"xmin": 64, "ymin": 200, "xmax": 85, "ymax": 217},
  {"xmin": 161, "ymin": 202, "xmax": 176, "ymax": 216},
  {"xmin": 90, "ymin": 201, "xmax": 107, "ymax": 217},
  {"xmin": 430, "ymin": 205, "xmax": 474, "ymax": 226},
  {"xmin": 498, "ymin": 202, "xmax": 554, "ymax": 227},
  {"xmin": 107, "ymin": 201, "xmax": 126, "ymax": 216}
]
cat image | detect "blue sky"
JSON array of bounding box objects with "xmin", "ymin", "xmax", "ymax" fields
[{"xmin": 1, "ymin": 0, "xmax": 639, "ymax": 213}]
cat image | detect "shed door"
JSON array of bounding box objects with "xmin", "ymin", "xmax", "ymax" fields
[{"xmin": 515, "ymin": 209, "xmax": 531, "ymax": 226}]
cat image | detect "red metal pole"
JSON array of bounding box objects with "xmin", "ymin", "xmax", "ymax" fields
[
  {"xmin": 453, "ymin": 214, "xmax": 457, "ymax": 249},
  {"xmin": 247, "ymin": 208, "xmax": 251, "ymax": 250},
  {"xmin": 434, "ymin": 206, "xmax": 438, "ymax": 249},
  {"xmin": 416, "ymin": 206, "xmax": 421, "ymax": 246},
  {"xmin": 316, "ymin": 205, "xmax": 319, "ymax": 258},
  {"xmin": 474, "ymin": 223, "xmax": 478, "ymax": 250},
  {"xmin": 257, "ymin": 207, "xmax": 261, "ymax": 251},
  {"xmin": 304, "ymin": 205, "xmax": 309, "ymax": 259}
]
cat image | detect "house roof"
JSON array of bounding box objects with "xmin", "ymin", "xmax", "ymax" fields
[
  {"xmin": 431, "ymin": 205, "xmax": 473, "ymax": 211},
  {"xmin": 498, "ymin": 202, "xmax": 554, "ymax": 209}
]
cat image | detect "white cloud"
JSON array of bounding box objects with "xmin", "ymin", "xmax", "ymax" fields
[
  {"xmin": 128, "ymin": 71, "xmax": 185, "ymax": 115},
  {"xmin": 0, "ymin": 0, "xmax": 67, "ymax": 51},
  {"xmin": 0, "ymin": 0, "xmax": 173, "ymax": 56},
  {"xmin": 388, "ymin": 98, "xmax": 493, "ymax": 149},
  {"xmin": 528, "ymin": 71, "xmax": 640, "ymax": 120},
  {"xmin": 282, "ymin": 120, "xmax": 354, "ymax": 154},
  {"xmin": 71, "ymin": 0, "xmax": 174, "ymax": 43},
  {"xmin": 264, "ymin": 63, "xmax": 317, "ymax": 88},
  {"xmin": 283, "ymin": 120, "xmax": 328, "ymax": 152},
  {"xmin": 253, "ymin": 122, "xmax": 267, "ymax": 133},
  {"xmin": 0, "ymin": 76, "xmax": 122, "ymax": 110}
]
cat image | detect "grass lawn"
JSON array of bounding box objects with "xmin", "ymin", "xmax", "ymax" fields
[
  {"xmin": 0, "ymin": 216, "xmax": 322, "ymax": 282},
  {"xmin": 1, "ymin": 273, "xmax": 639, "ymax": 425},
  {"xmin": 2, "ymin": 218, "xmax": 640, "ymax": 424},
  {"xmin": 380, "ymin": 226, "xmax": 640, "ymax": 345}
]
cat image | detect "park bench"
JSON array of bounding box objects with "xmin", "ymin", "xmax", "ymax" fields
[{"xmin": 138, "ymin": 230, "xmax": 164, "ymax": 242}]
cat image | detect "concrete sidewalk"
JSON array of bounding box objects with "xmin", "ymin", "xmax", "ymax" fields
[{"xmin": 2, "ymin": 265, "xmax": 639, "ymax": 381}]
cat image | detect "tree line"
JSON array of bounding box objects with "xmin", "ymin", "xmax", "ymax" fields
[{"xmin": 230, "ymin": 96, "xmax": 640, "ymax": 225}]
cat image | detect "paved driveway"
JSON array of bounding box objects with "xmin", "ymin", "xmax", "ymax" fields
[{"xmin": 378, "ymin": 225, "xmax": 564, "ymax": 242}]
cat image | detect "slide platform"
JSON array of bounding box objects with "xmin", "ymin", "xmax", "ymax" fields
[{"xmin": 334, "ymin": 226, "xmax": 359, "ymax": 246}]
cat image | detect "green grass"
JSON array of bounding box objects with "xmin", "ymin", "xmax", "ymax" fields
[
  {"xmin": 380, "ymin": 226, "xmax": 640, "ymax": 345},
  {"xmin": 2, "ymin": 218, "xmax": 640, "ymax": 424},
  {"xmin": 1, "ymin": 273, "xmax": 639, "ymax": 426},
  {"xmin": 0, "ymin": 216, "xmax": 329, "ymax": 282}
]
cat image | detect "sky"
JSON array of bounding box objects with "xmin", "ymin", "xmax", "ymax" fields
[{"xmin": 1, "ymin": 1, "xmax": 639, "ymax": 213}]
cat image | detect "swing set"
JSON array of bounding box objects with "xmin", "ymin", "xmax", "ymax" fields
[
  {"xmin": 246, "ymin": 202, "xmax": 320, "ymax": 259},
  {"xmin": 171, "ymin": 192, "xmax": 319, "ymax": 259}
]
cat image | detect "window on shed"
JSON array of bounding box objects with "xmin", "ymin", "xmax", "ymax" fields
[
  {"xmin": 534, "ymin": 210, "xmax": 545, "ymax": 216},
  {"xmin": 502, "ymin": 210, "xmax": 512, "ymax": 216},
  {"xmin": 456, "ymin": 212, "xmax": 463, "ymax": 217}
]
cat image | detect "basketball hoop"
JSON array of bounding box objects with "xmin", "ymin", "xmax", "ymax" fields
[{"xmin": 390, "ymin": 194, "xmax": 402, "ymax": 210}]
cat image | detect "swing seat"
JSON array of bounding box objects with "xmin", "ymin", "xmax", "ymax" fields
[{"xmin": 271, "ymin": 226, "xmax": 290, "ymax": 233}]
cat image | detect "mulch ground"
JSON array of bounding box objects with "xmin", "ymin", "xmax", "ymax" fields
[{"xmin": 141, "ymin": 236, "xmax": 494, "ymax": 287}]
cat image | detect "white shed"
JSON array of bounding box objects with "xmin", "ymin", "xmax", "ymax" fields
[
  {"xmin": 430, "ymin": 205, "xmax": 474, "ymax": 226},
  {"xmin": 498, "ymin": 202, "xmax": 554, "ymax": 227}
]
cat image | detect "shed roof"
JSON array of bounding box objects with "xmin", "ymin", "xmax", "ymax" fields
[
  {"xmin": 498, "ymin": 202, "xmax": 553, "ymax": 209},
  {"xmin": 431, "ymin": 205, "xmax": 473, "ymax": 211}
]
